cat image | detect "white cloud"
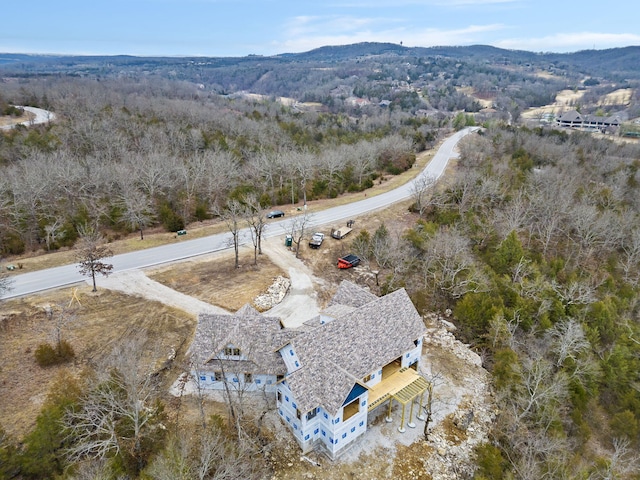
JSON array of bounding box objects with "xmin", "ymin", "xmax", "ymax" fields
[{"xmin": 496, "ymin": 32, "xmax": 640, "ymax": 52}]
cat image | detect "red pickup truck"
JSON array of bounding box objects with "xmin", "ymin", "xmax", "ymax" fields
[{"xmin": 337, "ymin": 254, "xmax": 361, "ymax": 269}]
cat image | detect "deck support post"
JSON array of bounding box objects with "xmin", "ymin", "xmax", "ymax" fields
[
  {"xmin": 407, "ymin": 399, "xmax": 416, "ymax": 428},
  {"xmin": 398, "ymin": 403, "xmax": 406, "ymax": 433},
  {"xmin": 385, "ymin": 399, "xmax": 393, "ymax": 423}
]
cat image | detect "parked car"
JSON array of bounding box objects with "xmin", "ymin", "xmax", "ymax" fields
[
  {"xmin": 337, "ymin": 254, "xmax": 361, "ymax": 269},
  {"xmin": 266, "ymin": 210, "xmax": 285, "ymax": 218},
  {"xmin": 309, "ymin": 232, "xmax": 325, "ymax": 249}
]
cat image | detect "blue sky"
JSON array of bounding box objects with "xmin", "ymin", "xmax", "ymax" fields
[{"xmin": 2, "ymin": 0, "xmax": 639, "ymax": 57}]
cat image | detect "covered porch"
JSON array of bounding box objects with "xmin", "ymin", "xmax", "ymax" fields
[{"xmin": 367, "ymin": 367, "xmax": 430, "ymax": 432}]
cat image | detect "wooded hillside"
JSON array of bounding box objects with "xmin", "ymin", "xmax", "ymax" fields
[{"xmin": 1, "ymin": 43, "xmax": 640, "ymax": 478}]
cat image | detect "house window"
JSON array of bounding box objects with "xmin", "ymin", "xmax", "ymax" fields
[
  {"xmin": 306, "ymin": 408, "xmax": 318, "ymax": 421},
  {"xmin": 289, "ymin": 349, "xmax": 294, "ymax": 356},
  {"xmin": 294, "ymin": 360, "xmax": 299, "ymax": 367},
  {"xmin": 214, "ymin": 372, "xmax": 224, "ymax": 382},
  {"xmin": 351, "ymin": 426, "xmax": 356, "ymax": 433},
  {"xmin": 359, "ymin": 421, "xmax": 364, "ymax": 427},
  {"xmin": 304, "ymin": 434, "xmax": 310, "ymax": 440},
  {"xmin": 314, "ymin": 428, "xmax": 319, "ymax": 435},
  {"xmin": 277, "ymin": 391, "xmax": 282, "ymax": 403},
  {"xmin": 244, "ymin": 373, "xmax": 253, "ymax": 383},
  {"xmin": 199, "ymin": 375, "xmax": 206, "ymax": 381},
  {"xmin": 292, "ymin": 402, "xmax": 297, "ymax": 409},
  {"xmin": 224, "ymin": 347, "xmax": 241, "ymax": 356},
  {"xmin": 256, "ymin": 379, "xmax": 261, "ymax": 384},
  {"xmin": 363, "ymin": 374, "xmax": 372, "ymax": 383},
  {"xmin": 342, "ymin": 432, "xmax": 347, "ymax": 439}
]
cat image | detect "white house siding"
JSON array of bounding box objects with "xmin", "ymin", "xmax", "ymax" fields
[
  {"xmin": 277, "ymin": 381, "xmax": 309, "ymax": 448},
  {"xmin": 325, "ymin": 393, "xmax": 369, "ymax": 458},
  {"xmin": 277, "ymin": 381, "xmax": 370, "ymax": 458},
  {"xmin": 362, "ymin": 368, "xmax": 384, "ymax": 388},
  {"xmin": 402, "ymin": 338, "xmax": 422, "ymax": 368},
  {"xmin": 279, "ymin": 344, "xmax": 302, "ymax": 372},
  {"xmin": 195, "ymin": 371, "xmax": 279, "ymax": 392}
]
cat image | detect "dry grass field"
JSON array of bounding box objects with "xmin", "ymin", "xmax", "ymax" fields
[
  {"xmin": 0, "ymin": 250, "xmax": 288, "ymax": 440},
  {"xmin": 521, "ymin": 88, "xmax": 586, "ymax": 119},
  {"xmin": 598, "ymin": 88, "xmax": 633, "ymax": 106}
]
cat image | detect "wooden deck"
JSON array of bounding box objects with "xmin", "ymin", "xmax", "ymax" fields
[{"xmin": 367, "ymin": 367, "xmax": 427, "ymax": 412}]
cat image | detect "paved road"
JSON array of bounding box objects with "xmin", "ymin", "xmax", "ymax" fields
[
  {"xmin": 3, "ymin": 127, "xmax": 477, "ymax": 299},
  {"xmin": 0, "ymin": 106, "xmax": 56, "ymax": 130}
]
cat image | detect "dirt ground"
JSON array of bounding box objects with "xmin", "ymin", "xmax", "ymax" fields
[{"xmin": 0, "ymin": 253, "xmax": 284, "ymax": 439}]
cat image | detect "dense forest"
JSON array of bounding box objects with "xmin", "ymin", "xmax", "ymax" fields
[
  {"xmin": 351, "ymin": 125, "xmax": 640, "ymax": 478},
  {"xmin": 1, "ymin": 43, "xmax": 640, "ymax": 478}
]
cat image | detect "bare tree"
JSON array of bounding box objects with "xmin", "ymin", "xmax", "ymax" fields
[
  {"xmin": 146, "ymin": 425, "xmax": 268, "ymax": 480},
  {"xmin": 243, "ymin": 195, "xmax": 267, "ymax": 265},
  {"xmin": 282, "ymin": 210, "xmax": 313, "ymax": 258},
  {"xmin": 119, "ymin": 188, "xmax": 155, "ymax": 240},
  {"xmin": 64, "ymin": 337, "xmax": 164, "ymax": 476},
  {"xmin": 411, "ymin": 174, "xmax": 436, "ymax": 217},
  {"xmin": 43, "ymin": 217, "xmax": 66, "ymax": 251},
  {"xmin": 419, "ymin": 227, "xmax": 487, "ymax": 299},
  {"xmin": 547, "ymin": 318, "xmax": 590, "ymax": 368},
  {"xmin": 44, "ymin": 301, "xmax": 77, "ymax": 352},
  {"xmin": 620, "ymin": 226, "xmax": 640, "ymax": 285},
  {"xmin": 588, "ymin": 437, "xmax": 640, "ymax": 480},
  {"xmin": 221, "ymin": 200, "xmax": 245, "ymax": 269},
  {"xmin": 76, "ymin": 225, "xmax": 114, "ymax": 292}
]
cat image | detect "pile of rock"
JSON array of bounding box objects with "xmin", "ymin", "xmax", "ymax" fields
[{"xmin": 253, "ymin": 276, "xmax": 291, "ymax": 311}]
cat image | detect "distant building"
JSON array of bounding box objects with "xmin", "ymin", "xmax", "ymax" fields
[{"xmin": 556, "ymin": 110, "xmax": 620, "ymax": 133}]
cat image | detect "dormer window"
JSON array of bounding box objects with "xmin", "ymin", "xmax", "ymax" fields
[
  {"xmin": 363, "ymin": 374, "xmax": 372, "ymax": 383},
  {"xmin": 224, "ymin": 347, "xmax": 241, "ymax": 356}
]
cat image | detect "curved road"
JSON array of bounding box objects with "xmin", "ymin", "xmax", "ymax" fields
[
  {"xmin": 4, "ymin": 127, "xmax": 477, "ymax": 299},
  {"xmin": 0, "ymin": 106, "xmax": 57, "ymax": 130}
]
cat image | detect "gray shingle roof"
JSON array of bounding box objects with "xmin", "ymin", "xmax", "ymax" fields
[
  {"xmin": 189, "ymin": 281, "xmax": 426, "ymax": 416},
  {"xmin": 190, "ymin": 311, "xmax": 287, "ymax": 375},
  {"xmin": 327, "ymin": 280, "xmax": 378, "ymax": 308},
  {"xmin": 236, "ymin": 303, "xmax": 261, "ymax": 316},
  {"xmin": 558, "ymin": 110, "xmax": 583, "ymax": 122},
  {"xmin": 285, "ymin": 285, "xmax": 425, "ymax": 415}
]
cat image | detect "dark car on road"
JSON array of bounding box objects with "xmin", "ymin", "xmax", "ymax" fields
[{"xmin": 266, "ymin": 210, "xmax": 285, "ymax": 218}]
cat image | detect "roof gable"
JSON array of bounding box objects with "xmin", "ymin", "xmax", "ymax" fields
[
  {"xmin": 327, "ymin": 280, "xmax": 378, "ymax": 308},
  {"xmin": 286, "ymin": 285, "xmax": 425, "ymax": 414},
  {"xmin": 190, "ymin": 311, "xmax": 286, "ymax": 374}
]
